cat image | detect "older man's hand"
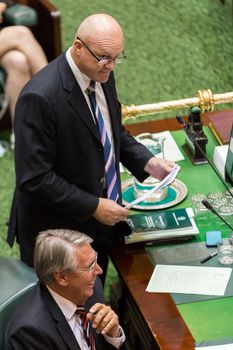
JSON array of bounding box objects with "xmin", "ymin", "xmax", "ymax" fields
[{"xmin": 87, "ymin": 303, "xmax": 120, "ymax": 337}]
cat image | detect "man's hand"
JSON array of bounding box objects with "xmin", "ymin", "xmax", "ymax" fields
[
  {"xmin": 93, "ymin": 198, "xmax": 129, "ymax": 226},
  {"xmin": 87, "ymin": 303, "xmax": 120, "ymax": 337},
  {"xmin": 144, "ymin": 157, "xmax": 175, "ymax": 180}
]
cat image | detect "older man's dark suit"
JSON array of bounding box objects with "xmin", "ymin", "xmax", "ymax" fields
[
  {"xmin": 7, "ymin": 52, "xmax": 153, "ymax": 266},
  {"xmin": 5, "ymin": 282, "xmax": 122, "ymax": 349}
]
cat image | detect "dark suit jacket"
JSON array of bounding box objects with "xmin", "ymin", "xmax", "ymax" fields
[
  {"xmin": 7, "ymin": 52, "xmax": 153, "ymax": 265},
  {"xmin": 5, "ymin": 281, "xmax": 122, "ymax": 350}
]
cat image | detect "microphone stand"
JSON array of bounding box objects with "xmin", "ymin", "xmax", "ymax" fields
[
  {"xmin": 176, "ymin": 115, "xmax": 233, "ymax": 199},
  {"xmin": 202, "ymin": 199, "xmax": 233, "ymax": 231}
]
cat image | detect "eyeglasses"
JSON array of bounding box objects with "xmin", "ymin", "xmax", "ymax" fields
[
  {"xmin": 76, "ymin": 36, "xmax": 127, "ymax": 65},
  {"xmin": 73, "ymin": 252, "xmax": 98, "ymax": 273}
]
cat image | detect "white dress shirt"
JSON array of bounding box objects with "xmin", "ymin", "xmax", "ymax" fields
[{"xmin": 47, "ymin": 286, "xmax": 125, "ymax": 349}]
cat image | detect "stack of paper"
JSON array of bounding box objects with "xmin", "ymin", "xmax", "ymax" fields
[{"xmin": 125, "ymin": 208, "xmax": 199, "ymax": 244}]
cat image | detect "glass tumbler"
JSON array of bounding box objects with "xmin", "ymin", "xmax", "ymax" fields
[{"xmin": 217, "ymin": 238, "xmax": 233, "ymax": 265}]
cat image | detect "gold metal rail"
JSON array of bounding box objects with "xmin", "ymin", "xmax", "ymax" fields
[{"xmin": 121, "ymin": 89, "xmax": 233, "ymax": 121}]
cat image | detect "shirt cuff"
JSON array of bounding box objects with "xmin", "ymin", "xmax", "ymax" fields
[{"xmin": 104, "ymin": 326, "xmax": 125, "ymax": 349}]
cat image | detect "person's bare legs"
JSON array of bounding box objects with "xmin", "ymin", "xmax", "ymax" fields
[
  {"xmin": 0, "ymin": 25, "xmax": 48, "ymax": 148},
  {"xmin": 1, "ymin": 50, "xmax": 31, "ymax": 119},
  {"xmin": 0, "ymin": 25, "xmax": 47, "ymax": 73}
]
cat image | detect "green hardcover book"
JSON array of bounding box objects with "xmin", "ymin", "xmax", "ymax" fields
[{"xmin": 125, "ymin": 208, "xmax": 199, "ymax": 244}]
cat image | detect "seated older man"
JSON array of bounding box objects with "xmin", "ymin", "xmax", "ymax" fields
[{"xmin": 5, "ymin": 229, "xmax": 126, "ymax": 349}]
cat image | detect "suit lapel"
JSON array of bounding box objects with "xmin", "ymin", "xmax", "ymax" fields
[
  {"xmin": 40, "ymin": 284, "xmax": 81, "ymax": 350},
  {"xmin": 68, "ymin": 85, "xmax": 101, "ymax": 142},
  {"xmin": 57, "ymin": 54, "xmax": 101, "ymax": 143}
]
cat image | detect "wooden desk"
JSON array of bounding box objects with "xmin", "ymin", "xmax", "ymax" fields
[
  {"xmin": 111, "ymin": 243, "xmax": 194, "ymax": 350},
  {"xmin": 110, "ymin": 110, "xmax": 233, "ymax": 350}
]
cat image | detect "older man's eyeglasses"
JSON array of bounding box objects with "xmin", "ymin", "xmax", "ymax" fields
[
  {"xmin": 73, "ymin": 252, "xmax": 98, "ymax": 273},
  {"xmin": 76, "ymin": 36, "xmax": 127, "ymax": 65}
]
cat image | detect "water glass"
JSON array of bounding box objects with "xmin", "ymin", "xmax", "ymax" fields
[
  {"xmin": 135, "ymin": 133, "xmax": 165, "ymax": 159},
  {"xmin": 217, "ymin": 239, "xmax": 233, "ymax": 265}
]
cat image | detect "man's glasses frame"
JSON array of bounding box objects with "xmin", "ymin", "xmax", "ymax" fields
[
  {"xmin": 76, "ymin": 36, "xmax": 127, "ymax": 65},
  {"xmin": 72, "ymin": 252, "xmax": 98, "ymax": 273}
]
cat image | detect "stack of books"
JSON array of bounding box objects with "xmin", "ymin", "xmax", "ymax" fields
[{"xmin": 125, "ymin": 208, "xmax": 199, "ymax": 244}]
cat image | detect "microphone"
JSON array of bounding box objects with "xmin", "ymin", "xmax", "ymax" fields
[
  {"xmin": 202, "ymin": 199, "xmax": 233, "ymax": 231},
  {"xmin": 176, "ymin": 115, "xmax": 233, "ymax": 199}
]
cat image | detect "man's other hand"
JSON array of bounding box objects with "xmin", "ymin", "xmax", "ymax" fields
[
  {"xmin": 93, "ymin": 198, "xmax": 129, "ymax": 226},
  {"xmin": 144, "ymin": 157, "xmax": 175, "ymax": 180}
]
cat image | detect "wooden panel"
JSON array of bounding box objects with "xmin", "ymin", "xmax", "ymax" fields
[{"xmin": 124, "ymin": 113, "xmax": 214, "ymax": 136}]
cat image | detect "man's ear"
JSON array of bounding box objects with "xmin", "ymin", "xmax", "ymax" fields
[
  {"xmin": 73, "ymin": 39, "xmax": 82, "ymax": 56},
  {"xmin": 53, "ymin": 271, "xmax": 69, "ymax": 286}
]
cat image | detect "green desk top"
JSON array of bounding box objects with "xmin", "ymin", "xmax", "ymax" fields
[
  {"xmin": 134, "ymin": 127, "xmax": 233, "ymax": 345},
  {"xmin": 178, "ymin": 297, "xmax": 233, "ymax": 343}
]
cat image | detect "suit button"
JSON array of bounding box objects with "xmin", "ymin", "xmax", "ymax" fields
[
  {"xmin": 97, "ymin": 146, "xmax": 102, "ymax": 152},
  {"xmin": 99, "ymin": 177, "xmax": 104, "ymax": 183}
]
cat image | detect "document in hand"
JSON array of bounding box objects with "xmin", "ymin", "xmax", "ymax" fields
[
  {"xmin": 124, "ymin": 164, "xmax": 180, "ymax": 209},
  {"xmin": 125, "ymin": 208, "xmax": 199, "ymax": 244}
]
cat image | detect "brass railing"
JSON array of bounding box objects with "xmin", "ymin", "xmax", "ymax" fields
[{"xmin": 122, "ymin": 89, "xmax": 233, "ymax": 121}]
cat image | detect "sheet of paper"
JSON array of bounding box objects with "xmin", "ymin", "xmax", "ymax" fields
[
  {"xmin": 152, "ymin": 130, "xmax": 185, "ymax": 161},
  {"xmin": 195, "ymin": 344, "xmax": 233, "ymax": 350},
  {"xmin": 124, "ymin": 164, "xmax": 180, "ymax": 209},
  {"xmin": 146, "ymin": 264, "xmax": 232, "ymax": 296}
]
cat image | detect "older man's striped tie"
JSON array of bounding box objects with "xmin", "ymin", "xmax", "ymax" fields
[
  {"xmin": 76, "ymin": 306, "xmax": 95, "ymax": 350},
  {"xmin": 88, "ymin": 80, "xmax": 119, "ymax": 201}
]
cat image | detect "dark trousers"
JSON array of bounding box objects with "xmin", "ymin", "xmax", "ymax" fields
[
  {"xmin": 91, "ymin": 226, "xmax": 113, "ymax": 286},
  {"xmin": 96, "ymin": 250, "xmax": 109, "ymax": 286}
]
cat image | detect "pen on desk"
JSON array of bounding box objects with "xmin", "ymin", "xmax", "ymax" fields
[{"xmin": 200, "ymin": 251, "xmax": 218, "ymax": 264}]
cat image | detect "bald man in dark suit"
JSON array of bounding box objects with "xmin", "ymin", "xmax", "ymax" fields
[{"xmin": 7, "ymin": 14, "xmax": 174, "ymax": 282}]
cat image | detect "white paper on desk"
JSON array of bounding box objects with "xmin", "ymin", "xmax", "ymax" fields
[
  {"xmin": 124, "ymin": 164, "xmax": 180, "ymax": 209},
  {"xmin": 146, "ymin": 264, "xmax": 232, "ymax": 296},
  {"xmin": 195, "ymin": 344, "xmax": 233, "ymax": 350},
  {"xmin": 152, "ymin": 130, "xmax": 185, "ymax": 161}
]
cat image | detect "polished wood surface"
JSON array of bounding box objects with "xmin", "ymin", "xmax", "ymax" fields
[
  {"xmin": 124, "ymin": 111, "xmax": 215, "ymax": 136},
  {"xmin": 111, "ymin": 243, "xmax": 195, "ymax": 350}
]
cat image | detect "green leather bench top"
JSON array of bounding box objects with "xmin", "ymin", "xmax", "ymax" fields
[{"xmin": 0, "ymin": 257, "xmax": 37, "ymax": 304}]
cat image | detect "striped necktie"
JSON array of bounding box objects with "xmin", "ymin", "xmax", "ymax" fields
[
  {"xmin": 88, "ymin": 80, "xmax": 119, "ymax": 201},
  {"xmin": 76, "ymin": 306, "xmax": 95, "ymax": 350}
]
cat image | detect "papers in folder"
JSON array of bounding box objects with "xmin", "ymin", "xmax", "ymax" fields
[{"xmin": 124, "ymin": 164, "xmax": 180, "ymax": 209}]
